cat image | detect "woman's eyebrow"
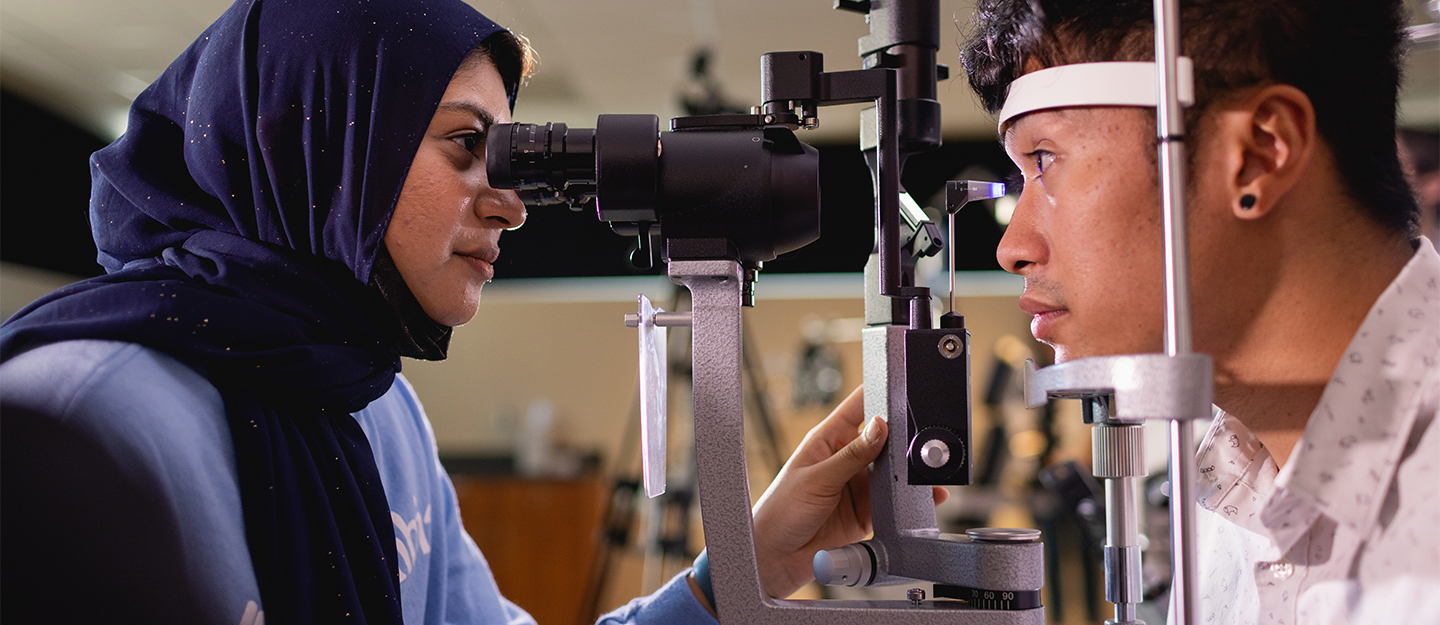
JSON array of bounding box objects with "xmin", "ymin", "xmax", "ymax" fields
[{"xmin": 435, "ymin": 101, "xmax": 496, "ymax": 128}]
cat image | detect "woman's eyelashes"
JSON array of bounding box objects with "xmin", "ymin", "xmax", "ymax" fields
[{"xmin": 452, "ymin": 130, "xmax": 487, "ymax": 157}]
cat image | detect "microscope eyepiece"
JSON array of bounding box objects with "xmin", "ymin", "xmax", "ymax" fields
[
  {"xmin": 485, "ymin": 115, "xmax": 821, "ymax": 266},
  {"xmin": 486, "ymin": 122, "xmax": 597, "ymax": 207}
]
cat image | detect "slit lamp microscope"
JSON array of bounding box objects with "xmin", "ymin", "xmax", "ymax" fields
[{"xmin": 486, "ymin": 1, "xmax": 1211, "ymax": 623}]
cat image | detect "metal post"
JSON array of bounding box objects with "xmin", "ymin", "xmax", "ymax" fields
[
  {"xmin": 875, "ymin": 69, "xmax": 901, "ymax": 297},
  {"xmin": 1153, "ymin": 0, "xmax": 1200, "ymax": 622},
  {"xmin": 949, "ymin": 214, "xmax": 957, "ymax": 314},
  {"xmin": 1092, "ymin": 422, "xmax": 1147, "ymax": 625}
]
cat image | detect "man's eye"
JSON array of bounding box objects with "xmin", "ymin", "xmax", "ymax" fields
[{"xmin": 1034, "ymin": 150, "xmax": 1055, "ymax": 174}]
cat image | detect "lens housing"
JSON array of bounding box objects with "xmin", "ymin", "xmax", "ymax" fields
[
  {"xmin": 487, "ymin": 122, "xmax": 597, "ymax": 207},
  {"xmin": 486, "ymin": 114, "xmax": 820, "ymax": 265}
]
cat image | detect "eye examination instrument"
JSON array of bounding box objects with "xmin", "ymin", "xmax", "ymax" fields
[{"xmin": 487, "ymin": 1, "xmax": 1205, "ymax": 622}]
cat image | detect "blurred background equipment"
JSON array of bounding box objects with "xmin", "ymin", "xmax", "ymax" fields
[
  {"xmin": 791, "ymin": 316, "xmax": 847, "ymax": 409},
  {"xmin": 679, "ymin": 47, "xmax": 750, "ymax": 117}
]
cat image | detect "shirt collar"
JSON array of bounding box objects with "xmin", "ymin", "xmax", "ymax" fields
[{"xmin": 1196, "ymin": 408, "xmax": 1280, "ymax": 536}]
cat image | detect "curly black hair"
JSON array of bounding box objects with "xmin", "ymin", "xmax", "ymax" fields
[{"xmin": 959, "ymin": 0, "xmax": 1418, "ymax": 236}]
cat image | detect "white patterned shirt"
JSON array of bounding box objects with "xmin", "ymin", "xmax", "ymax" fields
[{"xmin": 1192, "ymin": 238, "xmax": 1440, "ymax": 625}]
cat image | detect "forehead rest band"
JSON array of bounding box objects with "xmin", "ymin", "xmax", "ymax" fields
[{"xmin": 998, "ymin": 58, "xmax": 1195, "ymax": 131}]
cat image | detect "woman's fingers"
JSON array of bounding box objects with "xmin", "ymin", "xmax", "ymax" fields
[{"xmin": 806, "ymin": 416, "xmax": 887, "ymax": 492}]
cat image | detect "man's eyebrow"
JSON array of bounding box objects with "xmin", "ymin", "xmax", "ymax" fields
[
  {"xmin": 435, "ymin": 101, "xmax": 497, "ymax": 128},
  {"xmin": 999, "ymin": 125, "xmax": 1029, "ymax": 157},
  {"xmin": 1000, "ymin": 126, "xmax": 1016, "ymax": 151},
  {"xmin": 1000, "ymin": 114, "xmax": 1040, "ymax": 155}
]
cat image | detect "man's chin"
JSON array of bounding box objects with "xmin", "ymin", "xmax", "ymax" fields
[
  {"xmin": 1047, "ymin": 341, "xmax": 1166, "ymax": 364},
  {"xmin": 1051, "ymin": 346, "xmax": 1078, "ymax": 364},
  {"xmin": 1044, "ymin": 340, "xmax": 1084, "ymax": 364}
]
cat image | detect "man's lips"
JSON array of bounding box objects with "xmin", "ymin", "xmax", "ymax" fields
[{"xmin": 1018, "ymin": 295, "xmax": 1067, "ymax": 340}]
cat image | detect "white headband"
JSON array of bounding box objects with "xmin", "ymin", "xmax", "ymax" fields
[{"xmin": 997, "ymin": 58, "xmax": 1195, "ymax": 131}]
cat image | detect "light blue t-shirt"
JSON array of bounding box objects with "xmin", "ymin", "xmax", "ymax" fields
[{"xmin": 0, "ymin": 340, "xmax": 715, "ymax": 625}]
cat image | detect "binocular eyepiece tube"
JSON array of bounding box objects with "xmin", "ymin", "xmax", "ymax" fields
[
  {"xmin": 487, "ymin": 122, "xmax": 598, "ymax": 208},
  {"xmin": 485, "ymin": 114, "xmax": 823, "ymax": 268}
]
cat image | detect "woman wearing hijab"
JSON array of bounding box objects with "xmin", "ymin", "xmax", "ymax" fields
[{"xmin": 0, "ymin": 0, "xmax": 905, "ymax": 623}]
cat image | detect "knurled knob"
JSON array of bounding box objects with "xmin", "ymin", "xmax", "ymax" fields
[{"xmin": 1092, "ymin": 424, "xmax": 1147, "ymax": 478}]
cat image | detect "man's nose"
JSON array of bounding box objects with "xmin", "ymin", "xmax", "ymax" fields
[{"xmin": 995, "ymin": 193, "xmax": 1045, "ymax": 273}]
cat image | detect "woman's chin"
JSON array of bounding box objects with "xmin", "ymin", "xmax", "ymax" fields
[{"xmin": 419, "ymin": 291, "xmax": 481, "ymax": 328}]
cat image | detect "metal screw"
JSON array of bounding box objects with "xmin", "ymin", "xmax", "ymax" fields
[
  {"xmin": 937, "ymin": 334, "xmax": 963, "ymax": 359},
  {"xmin": 907, "ymin": 588, "xmax": 926, "ymax": 605}
]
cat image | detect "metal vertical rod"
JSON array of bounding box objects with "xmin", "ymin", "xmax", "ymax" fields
[
  {"xmin": 1094, "ymin": 422, "xmax": 1146, "ymax": 625},
  {"xmin": 876, "ymin": 70, "xmax": 901, "ymax": 297},
  {"xmin": 1103, "ymin": 476, "xmax": 1144, "ymax": 624},
  {"xmin": 1168, "ymin": 420, "xmax": 1199, "ymax": 624},
  {"xmin": 1155, "ymin": 2, "xmax": 1190, "ymax": 355},
  {"xmin": 1153, "ymin": 0, "xmax": 1200, "ymax": 623},
  {"xmin": 948, "ymin": 214, "xmax": 957, "ymax": 314}
]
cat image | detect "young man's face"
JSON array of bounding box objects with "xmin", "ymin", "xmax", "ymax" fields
[{"xmin": 997, "ymin": 107, "xmax": 1169, "ymax": 362}]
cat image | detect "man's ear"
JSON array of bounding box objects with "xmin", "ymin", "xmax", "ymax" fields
[{"xmin": 1210, "ymin": 85, "xmax": 1317, "ymax": 220}]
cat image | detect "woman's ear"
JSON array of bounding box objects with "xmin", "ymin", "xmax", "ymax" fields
[{"xmin": 1211, "ymin": 85, "xmax": 1317, "ymax": 220}]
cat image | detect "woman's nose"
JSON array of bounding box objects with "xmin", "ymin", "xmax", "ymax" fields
[{"xmin": 484, "ymin": 188, "xmax": 526, "ymax": 229}]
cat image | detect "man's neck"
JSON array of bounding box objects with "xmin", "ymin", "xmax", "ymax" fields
[{"xmin": 1208, "ymin": 199, "xmax": 1414, "ymax": 468}]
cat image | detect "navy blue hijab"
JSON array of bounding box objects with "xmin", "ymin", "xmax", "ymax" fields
[{"xmin": 1, "ymin": 0, "xmax": 510, "ymax": 622}]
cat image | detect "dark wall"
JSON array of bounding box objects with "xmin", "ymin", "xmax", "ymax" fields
[
  {"xmin": 1, "ymin": 90, "xmax": 109, "ymax": 277},
  {"xmin": 0, "ymin": 90, "xmax": 1014, "ymax": 279}
]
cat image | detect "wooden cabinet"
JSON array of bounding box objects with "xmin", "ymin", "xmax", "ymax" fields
[{"xmin": 451, "ymin": 474, "xmax": 607, "ymax": 625}]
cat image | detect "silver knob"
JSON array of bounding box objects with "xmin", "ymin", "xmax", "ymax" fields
[
  {"xmin": 920, "ymin": 439, "xmax": 950, "ymax": 468},
  {"xmin": 813, "ymin": 543, "xmax": 874, "ymax": 587},
  {"xmin": 908, "ymin": 587, "xmax": 926, "ymax": 605},
  {"xmin": 966, "ymin": 527, "xmax": 1042, "ymax": 543}
]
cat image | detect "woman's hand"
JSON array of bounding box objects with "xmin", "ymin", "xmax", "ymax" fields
[{"xmin": 749, "ymin": 386, "xmax": 947, "ymax": 599}]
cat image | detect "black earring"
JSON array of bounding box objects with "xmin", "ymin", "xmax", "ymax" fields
[{"xmin": 1240, "ymin": 194, "xmax": 1257, "ymax": 210}]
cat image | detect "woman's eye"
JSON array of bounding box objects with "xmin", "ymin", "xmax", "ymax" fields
[{"xmin": 454, "ymin": 132, "xmax": 486, "ymax": 156}]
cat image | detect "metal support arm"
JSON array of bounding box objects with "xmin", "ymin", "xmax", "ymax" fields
[
  {"xmin": 675, "ymin": 259, "xmax": 1043, "ymax": 624},
  {"xmin": 1022, "ymin": 354, "xmax": 1213, "ymax": 419}
]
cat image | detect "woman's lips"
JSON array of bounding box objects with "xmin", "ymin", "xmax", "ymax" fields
[{"xmin": 457, "ymin": 248, "xmax": 498, "ymax": 281}]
